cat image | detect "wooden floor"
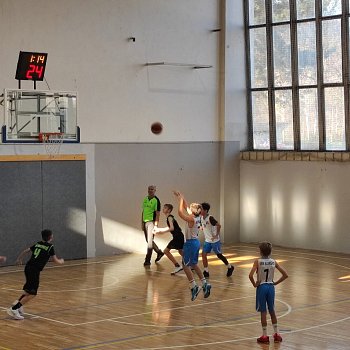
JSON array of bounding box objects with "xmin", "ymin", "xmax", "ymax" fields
[{"xmin": 0, "ymin": 243, "xmax": 349, "ymax": 350}]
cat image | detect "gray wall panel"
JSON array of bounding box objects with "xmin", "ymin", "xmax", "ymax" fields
[
  {"xmin": 42, "ymin": 161, "xmax": 87, "ymax": 260},
  {"xmin": 0, "ymin": 162, "xmax": 43, "ymax": 265}
]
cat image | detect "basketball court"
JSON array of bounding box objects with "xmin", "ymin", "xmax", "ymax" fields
[{"xmin": 0, "ymin": 244, "xmax": 349, "ymax": 349}]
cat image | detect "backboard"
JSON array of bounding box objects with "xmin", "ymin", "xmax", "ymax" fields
[{"xmin": 1, "ymin": 89, "xmax": 80, "ymax": 143}]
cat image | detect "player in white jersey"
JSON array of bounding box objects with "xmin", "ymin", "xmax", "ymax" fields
[
  {"xmin": 173, "ymin": 191, "xmax": 211, "ymax": 301},
  {"xmin": 249, "ymin": 241, "xmax": 288, "ymax": 344},
  {"xmin": 200, "ymin": 202, "xmax": 234, "ymax": 278}
]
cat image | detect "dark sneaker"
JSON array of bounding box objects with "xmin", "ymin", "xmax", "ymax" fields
[
  {"xmin": 273, "ymin": 333, "xmax": 282, "ymax": 343},
  {"xmin": 257, "ymin": 335, "xmax": 269, "ymax": 343},
  {"xmin": 143, "ymin": 261, "xmax": 151, "ymax": 266},
  {"xmin": 226, "ymin": 266, "xmax": 234, "ymax": 277},
  {"xmin": 155, "ymin": 251, "xmax": 164, "ymax": 262},
  {"xmin": 202, "ymin": 282, "xmax": 211, "ymax": 298},
  {"xmin": 190, "ymin": 285, "xmax": 200, "ymax": 301},
  {"xmin": 203, "ymin": 270, "xmax": 210, "ymax": 278}
]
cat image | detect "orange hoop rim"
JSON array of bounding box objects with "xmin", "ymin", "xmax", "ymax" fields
[{"xmin": 38, "ymin": 132, "xmax": 64, "ymax": 142}]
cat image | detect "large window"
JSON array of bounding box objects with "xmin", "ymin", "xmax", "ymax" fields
[{"xmin": 245, "ymin": 0, "xmax": 350, "ymax": 151}]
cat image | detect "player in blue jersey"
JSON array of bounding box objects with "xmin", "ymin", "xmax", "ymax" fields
[
  {"xmin": 249, "ymin": 241, "xmax": 288, "ymax": 344},
  {"xmin": 173, "ymin": 191, "xmax": 211, "ymax": 301},
  {"xmin": 7, "ymin": 229, "xmax": 64, "ymax": 320}
]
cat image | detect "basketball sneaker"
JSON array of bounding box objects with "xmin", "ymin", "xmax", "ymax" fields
[
  {"xmin": 273, "ymin": 333, "xmax": 283, "ymax": 342},
  {"xmin": 257, "ymin": 335, "xmax": 269, "ymax": 343},
  {"xmin": 143, "ymin": 261, "xmax": 151, "ymax": 266},
  {"xmin": 7, "ymin": 307, "xmax": 24, "ymax": 320},
  {"xmin": 190, "ymin": 285, "xmax": 200, "ymax": 301},
  {"xmin": 202, "ymin": 282, "xmax": 211, "ymax": 298},
  {"xmin": 203, "ymin": 270, "xmax": 210, "ymax": 278},
  {"xmin": 226, "ymin": 266, "xmax": 234, "ymax": 277},
  {"xmin": 155, "ymin": 251, "xmax": 164, "ymax": 263},
  {"xmin": 171, "ymin": 265, "xmax": 183, "ymax": 275},
  {"xmin": 12, "ymin": 300, "xmax": 24, "ymax": 316}
]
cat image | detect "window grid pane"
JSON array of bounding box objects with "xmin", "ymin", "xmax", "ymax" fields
[
  {"xmin": 298, "ymin": 22, "xmax": 317, "ymax": 86},
  {"xmin": 297, "ymin": 0, "xmax": 315, "ymax": 20},
  {"xmin": 299, "ymin": 88, "xmax": 319, "ymax": 150},
  {"xmin": 249, "ymin": 0, "xmax": 266, "ymax": 25},
  {"xmin": 250, "ymin": 27, "xmax": 268, "ymax": 88},
  {"xmin": 273, "ymin": 25, "xmax": 292, "ymax": 87},
  {"xmin": 275, "ymin": 90, "xmax": 294, "ymax": 149},
  {"xmin": 252, "ymin": 91, "xmax": 270, "ymax": 149},
  {"xmin": 322, "ymin": 0, "xmax": 342, "ymax": 17},
  {"xmin": 325, "ymin": 87, "xmax": 346, "ymax": 150},
  {"xmin": 322, "ymin": 19, "xmax": 342, "ymax": 84},
  {"xmin": 272, "ymin": 0, "xmax": 290, "ymax": 23}
]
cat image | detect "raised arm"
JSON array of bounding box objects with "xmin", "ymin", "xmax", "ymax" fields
[{"xmin": 173, "ymin": 191, "xmax": 193, "ymax": 224}]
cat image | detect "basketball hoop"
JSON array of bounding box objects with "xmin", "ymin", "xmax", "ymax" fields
[{"xmin": 39, "ymin": 132, "xmax": 64, "ymax": 157}]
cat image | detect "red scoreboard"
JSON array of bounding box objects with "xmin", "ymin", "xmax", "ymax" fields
[{"xmin": 15, "ymin": 51, "xmax": 48, "ymax": 81}]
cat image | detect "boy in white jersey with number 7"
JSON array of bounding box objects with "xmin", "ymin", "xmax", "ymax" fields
[{"xmin": 249, "ymin": 241, "xmax": 288, "ymax": 344}]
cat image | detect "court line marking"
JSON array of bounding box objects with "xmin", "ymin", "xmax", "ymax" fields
[
  {"xmin": 62, "ymin": 314, "xmax": 350, "ymax": 350},
  {"xmin": 0, "ymin": 306, "xmax": 74, "ymax": 326},
  {"xmin": 1, "ymin": 246, "xmax": 349, "ymax": 349},
  {"xmin": 71, "ymin": 295, "xmax": 254, "ymax": 326},
  {"xmin": 107, "ymin": 298, "xmax": 292, "ymax": 328},
  {"xmin": 2, "ymin": 277, "xmax": 118, "ymax": 293}
]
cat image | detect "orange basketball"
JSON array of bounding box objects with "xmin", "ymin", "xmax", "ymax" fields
[{"xmin": 151, "ymin": 122, "xmax": 163, "ymax": 135}]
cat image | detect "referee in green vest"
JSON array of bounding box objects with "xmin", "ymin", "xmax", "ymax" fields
[{"xmin": 142, "ymin": 185, "xmax": 164, "ymax": 266}]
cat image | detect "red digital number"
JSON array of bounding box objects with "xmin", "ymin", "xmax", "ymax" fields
[
  {"xmin": 26, "ymin": 64, "xmax": 36, "ymax": 79},
  {"xmin": 35, "ymin": 65, "xmax": 44, "ymax": 78},
  {"xmin": 26, "ymin": 65, "xmax": 44, "ymax": 79}
]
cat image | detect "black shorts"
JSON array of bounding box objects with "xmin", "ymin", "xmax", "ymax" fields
[
  {"xmin": 167, "ymin": 235, "xmax": 184, "ymax": 250},
  {"xmin": 23, "ymin": 264, "xmax": 41, "ymax": 295}
]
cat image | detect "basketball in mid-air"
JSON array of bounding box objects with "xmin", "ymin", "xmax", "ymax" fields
[{"xmin": 151, "ymin": 122, "xmax": 163, "ymax": 135}]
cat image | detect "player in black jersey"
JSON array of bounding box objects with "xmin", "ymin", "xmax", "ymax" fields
[
  {"xmin": 7, "ymin": 229, "xmax": 64, "ymax": 320},
  {"xmin": 153, "ymin": 204, "xmax": 184, "ymax": 275}
]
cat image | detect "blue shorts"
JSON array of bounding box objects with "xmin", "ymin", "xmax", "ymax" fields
[
  {"xmin": 183, "ymin": 239, "xmax": 200, "ymax": 266},
  {"xmin": 202, "ymin": 241, "xmax": 222, "ymax": 254},
  {"xmin": 256, "ymin": 283, "xmax": 275, "ymax": 313}
]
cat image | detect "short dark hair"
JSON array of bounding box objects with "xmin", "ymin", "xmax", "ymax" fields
[
  {"xmin": 41, "ymin": 229, "xmax": 53, "ymax": 242},
  {"xmin": 259, "ymin": 241, "xmax": 272, "ymax": 257},
  {"xmin": 164, "ymin": 203, "xmax": 173, "ymax": 212},
  {"xmin": 201, "ymin": 202, "xmax": 210, "ymax": 212}
]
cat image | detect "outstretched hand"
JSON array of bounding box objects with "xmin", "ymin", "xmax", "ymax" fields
[{"xmin": 173, "ymin": 190, "xmax": 183, "ymax": 199}]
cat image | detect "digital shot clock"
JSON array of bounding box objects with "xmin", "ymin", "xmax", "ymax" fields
[{"xmin": 15, "ymin": 51, "xmax": 48, "ymax": 81}]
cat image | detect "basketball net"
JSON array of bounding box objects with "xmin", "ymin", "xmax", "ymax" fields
[{"xmin": 39, "ymin": 132, "xmax": 64, "ymax": 157}]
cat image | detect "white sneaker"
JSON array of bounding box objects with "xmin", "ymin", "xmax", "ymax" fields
[
  {"xmin": 7, "ymin": 307, "xmax": 24, "ymax": 320},
  {"xmin": 12, "ymin": 300, "xmax": 24, "ymax": 316},
  {"xmin": 171, "ymin": 265, "xmax": 183, "ymax": 275}
]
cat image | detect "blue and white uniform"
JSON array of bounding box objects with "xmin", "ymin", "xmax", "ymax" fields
[
  {"xmin": 201, "ymin": 214, "xmax": 222, "ymax": 254},
  {"xmin": 256, "ymin": 257, "xmax": 276, "ymax": 313},
  {"xmin": 183, "ymin": 216, "xmax": 201, "ymax": 266}
]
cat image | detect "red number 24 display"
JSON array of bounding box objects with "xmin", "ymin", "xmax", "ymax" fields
[{"xmin": 15, "ymin": 51, "xmax": 48, "ymax": 81}]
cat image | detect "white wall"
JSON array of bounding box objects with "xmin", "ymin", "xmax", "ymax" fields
[
  {"xmin": 94, "ymin": 142, "xmax": 240, "ymax": 256},
  {"xmin": 240, "ymin": 160, "xmax": 350, "ymax": 254},
  {"xmin": 0, "ymin": 1, "xmax": 246, "ymax": 257},
  {"xmin": 0, "ymin": 0, "xmax": 223, "ymax": 143}
]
